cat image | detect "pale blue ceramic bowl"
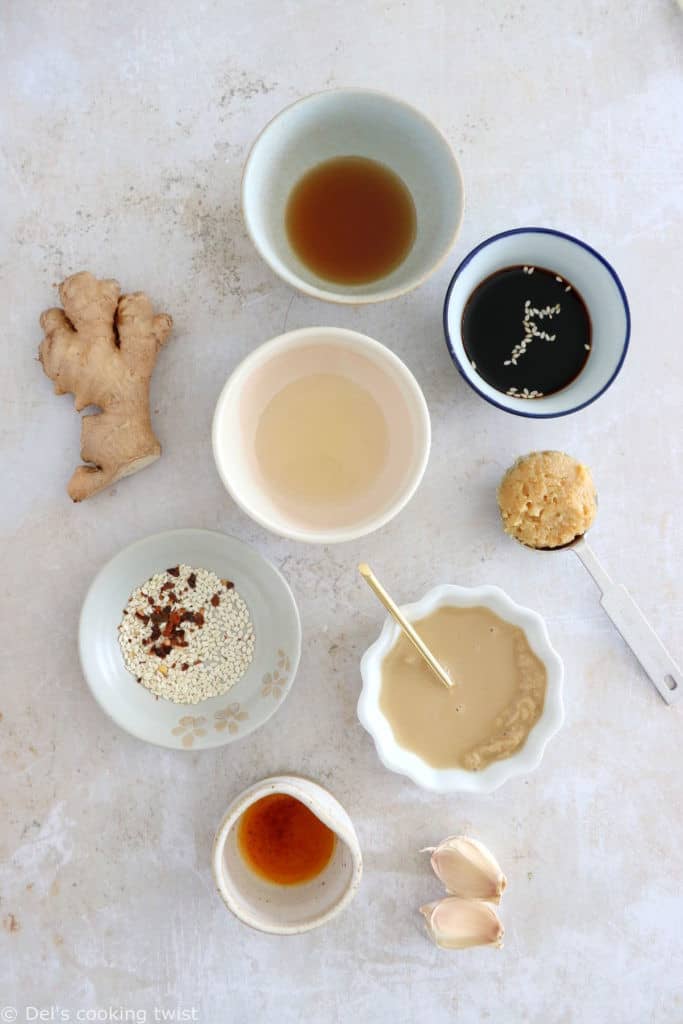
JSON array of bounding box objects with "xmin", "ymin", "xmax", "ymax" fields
[{"xmin": 243, "ymin": 89, "xmax": 464, "ymax": 303}]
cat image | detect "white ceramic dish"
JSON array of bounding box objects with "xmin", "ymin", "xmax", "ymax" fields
[
  {"xmin": 79, "ymin": 529, "xmax": 301, "ymax": 750},
  {"xmin": 443, "ymin": 227, "xmax": 630, "ymax": 417},
  {"xmin": 358, "ymin": 583, "xmax": 564, "ymax": 793},
  {"xmin": 242, "ymin": 88, "xmax": 464, "ymax": 303},
  {"xmin": 212, "ymin": 775, "xmax": 363, "ymax": 934},
  {"xmin": 212, "ymin": 326, "xmax": 431, "ymax": 544}
]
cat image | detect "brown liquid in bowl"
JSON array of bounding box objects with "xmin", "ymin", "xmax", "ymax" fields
[
  {"xmin": 238, "ymin": 793, "xmax": 336, "ymax": 885},
  {"xmin": 285, "ymin": 156, "xmax": 417, "ymax": 285}
]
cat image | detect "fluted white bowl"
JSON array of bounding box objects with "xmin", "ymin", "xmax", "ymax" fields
[{"xmin": 358, "ymin": 583, "xmax": 564, "ymax": 793}]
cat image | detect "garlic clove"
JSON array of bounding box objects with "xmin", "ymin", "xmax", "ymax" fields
[
  {"xmin": 423, "ymin": 835, "xmax": 507, "ymax": 903},
  {"xmin": 420, "ymin": 897, "xmax": 504, "ymax": 950}
]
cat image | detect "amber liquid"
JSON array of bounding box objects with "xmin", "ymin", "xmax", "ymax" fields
[
  {"xmin": 285, "ymin": 156, "xmax": 417, "ymax": 285},
  {"xmin": 237, "ymin": 794, "xmax": 336, "ymax": 885}
]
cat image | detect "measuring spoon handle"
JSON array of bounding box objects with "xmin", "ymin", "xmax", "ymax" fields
[{"xmin": 573, "ymin": 538, "xmax": 681, "ymax": 705}]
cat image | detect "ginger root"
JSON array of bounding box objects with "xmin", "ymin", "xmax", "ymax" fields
[{"xmin": 39, "ymin": 271, "xmax": 172, "ymax": 501}]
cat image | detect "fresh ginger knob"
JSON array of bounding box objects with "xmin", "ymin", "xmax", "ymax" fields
[{"xmin": 38, "ymin": 271, "xmax": 173, "ymax": 501}]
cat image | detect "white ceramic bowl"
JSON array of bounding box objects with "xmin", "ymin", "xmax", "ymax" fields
[
  {"xmin": 358, "ymin": 583, "xmax": 564, "ymax": 793},
  {"xmin": 212, "ymin": 775, "xmax": 363, "ymax": 934},
  {"xmin": 242, "ymin": 88, "xmax": 464, "ymax": 303},
  {"xmin": 212, "ymin": 326, "xmax": 431, "ymax": 544},
  {"xmin": 443, "ymin": 227, "xmax": 630, "ymax": 417},
  {"xmin": 79, "ymin": 529, "xmax": 301, "ymax": 750}
]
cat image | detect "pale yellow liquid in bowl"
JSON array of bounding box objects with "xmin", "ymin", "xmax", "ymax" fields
[{"xmin": 254, "ymin": 373, "xmax": 389, "ymax": 517}]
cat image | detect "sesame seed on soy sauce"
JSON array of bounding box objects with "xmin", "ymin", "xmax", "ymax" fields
[{"xmin": 461, "ymin": 265, "xmax": 592, "ymax": 400}]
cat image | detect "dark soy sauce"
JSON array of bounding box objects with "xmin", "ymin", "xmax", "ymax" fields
[
  {"xmin": 461, "ymin": 265, "xmax": 592, "ymax": 399},
  {"xmin": 285, "ymin": 155, "xmax": 417, "ymax": 285}
]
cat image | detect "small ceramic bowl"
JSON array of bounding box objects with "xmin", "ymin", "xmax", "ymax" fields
[
  {"xmin": 358, "ymin": 583, "xmax": 564, "ymax": 793},
  {"xmin": 212, "ymin": 326, "xmax": 431, "ymax": 544},
  {"xmin": 79, "ymin": 529, "xmax": 301, "ymax": 750},
  {"xmin": 443, "ymin": 227, "xmax": 630, "ymax": 417},
  {"xmin": 212, "ymin": 775, "xmax": 363, "ymax": 934},
  {"xmin": 242, "ymin": 88, "xmax": 464, "ymax": 303}
]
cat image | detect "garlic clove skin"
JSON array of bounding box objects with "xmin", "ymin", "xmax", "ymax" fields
[
  {"xmin": 420, "ymin": 897, "xmax": 504, "ymax": 950},
  {"xmin": 424, "ymin": 835, "xmax": 507, "ymax": 903}
]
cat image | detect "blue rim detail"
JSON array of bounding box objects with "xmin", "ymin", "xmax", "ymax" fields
[{"xmin": 442, "ymin": 226, "xmax": 631, "ymax": 419}]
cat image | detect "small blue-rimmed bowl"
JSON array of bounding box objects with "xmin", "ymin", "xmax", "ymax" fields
[{"xmin": 443, "ymin": 227, "xmax": 630, "ymax": 418}]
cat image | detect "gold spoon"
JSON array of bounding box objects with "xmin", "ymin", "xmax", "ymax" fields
[{"xmin": 359, "ymin": 563, "xmax": 454, "ymax": 689}]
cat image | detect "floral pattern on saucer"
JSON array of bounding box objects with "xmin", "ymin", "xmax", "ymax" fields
[
  {"xmin": 214, "ymin": 702, "xmax": 249, "ymax": 734},
  {"xmin": 171, "ymin": 716, "xmax": 208, "ymax": 748},
  {"xmin": 80, "ymin": 529, "xmax": 301, "ymax": 750},
  {"xmin": 262, "ymin": 649, "xmax": 291, "ymax": 700}
]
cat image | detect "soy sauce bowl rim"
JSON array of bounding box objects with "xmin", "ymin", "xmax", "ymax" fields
[{"xmin": 442, "ymin": 226, "xmax": 631, "ymax": 419}]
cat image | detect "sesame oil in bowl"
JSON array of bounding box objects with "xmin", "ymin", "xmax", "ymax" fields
[
  {"xmin": 212, "ymin": 776, "xmax": 363, "ymax": 934},
  {"xmin": 238, "ymin": 793, "xmax": 336, "ymax": 885}
]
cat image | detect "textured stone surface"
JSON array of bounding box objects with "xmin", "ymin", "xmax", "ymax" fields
[{"xmin": 1, "ymin": 2, "xmax": 682, "ymax": 1021}]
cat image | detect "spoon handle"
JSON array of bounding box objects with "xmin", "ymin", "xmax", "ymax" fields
[
  {"xmin": 573, "ymin": 538, "xmax": 681, "ymax": 705},
  {"xmin": 358, "ymin": 564, "xmax": 455, "ymax": 689}
]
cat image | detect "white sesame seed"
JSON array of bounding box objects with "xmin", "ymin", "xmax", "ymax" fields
[{"xmin": 117, "ymin": 565, "xmax": 255, "ymax": 704}]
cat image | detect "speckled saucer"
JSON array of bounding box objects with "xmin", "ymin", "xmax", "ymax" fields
[{"xmin": 79, "ymin": 529, "xmax": 301, "ymax": 749}]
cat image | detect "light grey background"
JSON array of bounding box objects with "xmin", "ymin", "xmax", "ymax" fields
[{"xmin": 1, "ymin": 2, "xmax": 682, "ymax": 1021}]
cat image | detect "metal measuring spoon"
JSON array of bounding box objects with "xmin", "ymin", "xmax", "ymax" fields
[
  {"xmin": 531, "ymin": 526, "xmax": 680, "ymax": 705},
  {"xmin": 499, "ymin": 453, "xmax": 680, "ymax": 704}
]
